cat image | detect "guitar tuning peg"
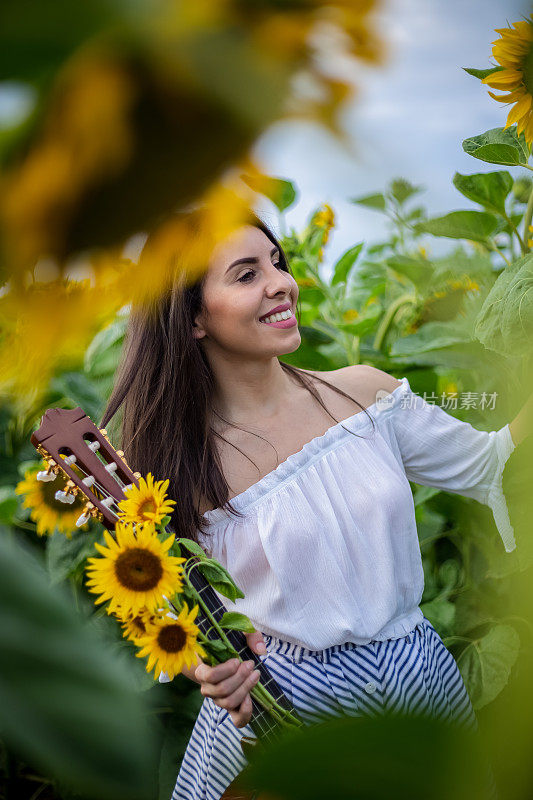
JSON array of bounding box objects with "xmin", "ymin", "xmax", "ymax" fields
[
  {"xmin": 55, "ymin": 490, "xmax": 75, "ymax": 505},
  {"xmin": 54, "ymin": 479, "xmax": 79, "ymax": 505},
  {"xmin": 37, "ymin": 468, "xmax": 56, "ymax": 482},
  {"xmin": 133, "ymin": 471, "xmax": 142, "ymax": 480},
  {"xmin": 99, "ymin": 428, "xmax": 111, "ymax": 442},
  {"xmin": 76, "ymin": 501, "xmax": 103, "ymax": 526},
  {"xmin": 116, "ymin": 449, "xmax": 133, "ymax": 470},
  {"xmin": 36, "ymin": 456, "xmax": 61, "ymax": 482}
]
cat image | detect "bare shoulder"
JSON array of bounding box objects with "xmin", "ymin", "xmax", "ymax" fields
[{"xmin": 309, "ymin": 365, "xmax": 402, "ymax": 409}]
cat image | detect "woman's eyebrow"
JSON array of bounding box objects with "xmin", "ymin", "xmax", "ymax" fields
[{"xmin": 225, "ymin": 247, "xmax": 279, "ymax": 275}]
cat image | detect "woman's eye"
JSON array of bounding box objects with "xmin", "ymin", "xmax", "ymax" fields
[{"xmin": 238, "ymin": 263, "xmax": 284, "ymax": 283}]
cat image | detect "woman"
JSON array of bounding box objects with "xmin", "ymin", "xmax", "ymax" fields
[{"xmin": 101, "ymin": 207, "xmax": 526, "ymax": 800}]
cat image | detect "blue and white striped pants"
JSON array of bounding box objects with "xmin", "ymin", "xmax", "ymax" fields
[{"xmin": 171, "ymin": 616, "xmax": 492, "ymax": 800}]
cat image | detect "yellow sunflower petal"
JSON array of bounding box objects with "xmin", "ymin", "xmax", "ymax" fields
[{"xmin": 488, "ymin": 88, "xmax": 527, "ymax": 103}]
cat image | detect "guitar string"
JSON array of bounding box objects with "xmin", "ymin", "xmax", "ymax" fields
[
  {"xmin": 53, "ymin": 444, "xmax": 291, "ymax": 743},
  {"xmin": 71, "ymin": 454, "xmax": 286, "ymax": 741}
]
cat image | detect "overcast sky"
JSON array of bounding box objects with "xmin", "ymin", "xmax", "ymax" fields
[{"xmin": 253, "ymin": 0, "xmax": 531, "ymax": 274}]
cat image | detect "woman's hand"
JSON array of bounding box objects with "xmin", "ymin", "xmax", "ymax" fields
[{"xmin": 194, "ymin": 629, "xmax": 267, "ymax": 728}]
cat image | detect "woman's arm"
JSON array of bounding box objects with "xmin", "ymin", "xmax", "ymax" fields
[{"xmin": 509, "ymin": 390, "xmax": 533, "ymax": 446}]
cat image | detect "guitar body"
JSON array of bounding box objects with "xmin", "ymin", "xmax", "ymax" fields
[{"xmin": 30, "ymin": 406, "xmax": 303, "ymax": 800}]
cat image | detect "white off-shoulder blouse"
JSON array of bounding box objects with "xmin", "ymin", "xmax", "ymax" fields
[{"xmin": 195, "ymin": 376, "xmax": 517, "ymax": 651}]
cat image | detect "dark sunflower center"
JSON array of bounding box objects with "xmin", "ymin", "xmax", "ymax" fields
[
  {"xmin": 522, "ymin": 42, "xmax": 533, "ymax": 96},
  {"xmin": 158, "ymin": 624, "xmax": 187, "ymax": 653},
  {"xmin": 115, "ymin": 548, "xmax": 163, "ymax": 591},
  {"xmin": 138, "ymin": 499, "xmax": 157, "ymax": 517},
  {"xmin": 132, "ymin": 616, "xmax": 146, "ymax": 633},
  {"xmin": 42, "ymin": 479, "xmax": 85, "ymax": 512}
]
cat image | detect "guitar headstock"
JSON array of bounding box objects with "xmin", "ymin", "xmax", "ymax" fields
[{"xmin": 30, "ymin": 407, "xmax": 139, "ymax": 531}]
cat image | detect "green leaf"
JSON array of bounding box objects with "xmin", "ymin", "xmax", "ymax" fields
[
  {"xmin": 46, "ymin": 527, "xmax": 104, "ymax": 585},
  {"xmin": 236, "ymin": 713, "xmax": 494, "ymax": 800},
  {"xmin": 0, "ymin": 535, "xmax": 156, "ymax": 799},
  {"xmin": 420, "ymin": 597, "xmax": 456, "ymax": 635},
  {"xmin": 496, "ymin": 211, "xmax": 523, "ymax": 237},
  {"xmin": 413, "ymin": 485, "xmax": 442, "ymax": 507},
  {"xmin": 331, "ymin": 242, "xmax": 363, "ymax": 286},
  {"xmin": 415, "ymin": 506, "xmax": 447, "ymax": 548},
  {"xmin": 385, "ymin": 255, "xmax": 434, "ymax": 290},
  {"xmin": 202, "ymin": 637, "xmax": 235, "ymax": 664},
  {"xmin": 438, "ymin": 559, "xmax": 462, "ymax": 594},
  {"xmin": 349, "ymin": 192, "xmax": 386, "ymax": 211},
  {"xmin": 49, "ymin": 371, "xmax": 104, "ymax": 421},
  {"xmin": 462, "ymin": 126, "xmax": 530, "ymax": 166},
  {"xmin": 413, "ymin": 210, "xmax": 498, "ymax": 244},
  {"xmin": 473, "ymin": 252, "xmax": 533, "ymax": 357},
  {"xmin": 452, "ymin": 170, "xmax": 513, "ymax": 215},
  {"xmin": 308, "ymin": 319, "xmax": 342, "ymax": 342},
  {"xmin": 299, "ymin": 325, "xmax": 335, "ymax": 346},
  {"xmin": 0, "ymin": 486, "xmax": 18, "ymax": 523},
  {"xmin": 390, "ymin": 178, "xmax": 423, "ymax": 205},
  {"xmin": 219, "ymin": 611, "xmax": 255, "ymax": 633},
  {"xmin": 84, "ymin": 316, "xmax": 127, "ymax": 378},
  {"xmin": 337, "ymin": 315, "xmax": 380, "ymax": 339},
  {"xmin": 457, "ymin": 624, "xmax": 520, "ymax": 709},
  {"xmin": 462, "ymin": 66, "xmax": 505, "ymax": 80},
  {"xmin": 240, "ymin": 174, "xmax": 297, "ymax": 212},
  {"xmin": 454, "ymin": 590, "xmax": 497, "ymax": 636},
  {"xmin": 196, "ymin": 560, "xmax": 245, "ymax": 602},
  {"xmin": 157, "ymin": 689, "xmax": 203, "ymax": 800},
  {"xmin": 390, "ymin": 321, "xmax": 472, "ymax": 356},
  {"xmin": 46, "ymin": 530, "xmax": 105, "ymax": 584},
  {"xmin": 512, "ymin": 176, "xmax": 532, "ymax": 204},
  {"xmin": 174, "ymin": 536, "xmax": 208, "ymax": 558}
]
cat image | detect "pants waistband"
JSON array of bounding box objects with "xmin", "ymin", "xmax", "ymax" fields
[{"xmin": 259, "ymin": 618, "xmax": 431, "ymax": 664}]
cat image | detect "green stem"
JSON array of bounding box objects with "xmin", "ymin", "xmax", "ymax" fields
[
  {"xmin": 487, "ymin": 239, "xmax": 511, "ymax": 267},
  {"xmin": 503, "ymin": 211, "xmax": 526, "ymax": 255},
  {"xmin": 523, "ymin": 182, "xmax": 533, "ymax": 251},
  {"xmin": 372, "ymin": 292, "xmax": 416, "ymax": 352},
  {"xmin": 177, "ymin": 571, "xmax": 302, "ymax": 727},
  {"xmin": 181, "ymin": 568, "xmax": 237, "ymax": 656}
]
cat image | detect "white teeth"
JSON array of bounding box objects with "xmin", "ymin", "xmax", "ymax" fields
[{"xmin": 260, "ymin": 309, "xmax": 293, "ymax": 324}]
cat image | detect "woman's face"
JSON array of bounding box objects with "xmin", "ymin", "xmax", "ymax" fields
[{"xmin": 193, "ymin": 224, "xmax": 300, "ymax": 359}]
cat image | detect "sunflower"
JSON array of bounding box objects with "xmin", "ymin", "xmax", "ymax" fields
[
  {"xmin": 15, "ymin": 462, "xmax": 88, "ymax": 537},
  {"xmin": 117, "ymin": 473, "xmax": 176, "ymax": 526},
  {"xmin": 482, "ymin": 15, "xmax": 533, "ymax": 145},
  {"xmin": 136, "ymin": 602, "xmax": 208, "ymax": 680},
  {"xmin": 312, "ymin": 203, "xmax": 335, "ymax": 259},
  {"xmin": 120, "ymin": 608, "xmax": 158, "ymax": 644},
  {"xmin": 85, "ymin": 520, "xmax": 186, "ymax": 615}
]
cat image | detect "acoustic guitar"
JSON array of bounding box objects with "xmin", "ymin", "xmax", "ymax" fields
[{"xmin": 31, "ymin": 406, "xmax": 304, "ymax": 800}]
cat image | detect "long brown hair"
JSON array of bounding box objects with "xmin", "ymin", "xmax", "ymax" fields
[{"xmin": 100, "ymin": 209, "xmax": 376, "ymax": 546}]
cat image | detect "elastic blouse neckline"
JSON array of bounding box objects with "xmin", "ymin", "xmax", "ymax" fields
[{"xmin": 201, "ymin": 376, "xmax": 410, "ymax": 526}]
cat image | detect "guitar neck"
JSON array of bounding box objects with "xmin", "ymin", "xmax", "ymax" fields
[
  {"xmin": 30, "ymin": 406, "xmax": 302, "ymax": 747},
  {"xmin": 187, "ymin": 558, "xmax": 300, "ymax": 744}
]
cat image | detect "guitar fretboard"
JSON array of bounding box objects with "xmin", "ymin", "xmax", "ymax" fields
[
  {"xmin": 188, "ymin": 561, "xmax": 300, "ymax": 744},
  {"xmin": 30, "ymin": 407, "xmax": 303, "ymax": 749}
]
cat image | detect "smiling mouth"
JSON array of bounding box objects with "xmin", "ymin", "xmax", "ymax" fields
[{"xmin": 259, "ymin": 307, "xmax": 294, "ymax": 323}]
